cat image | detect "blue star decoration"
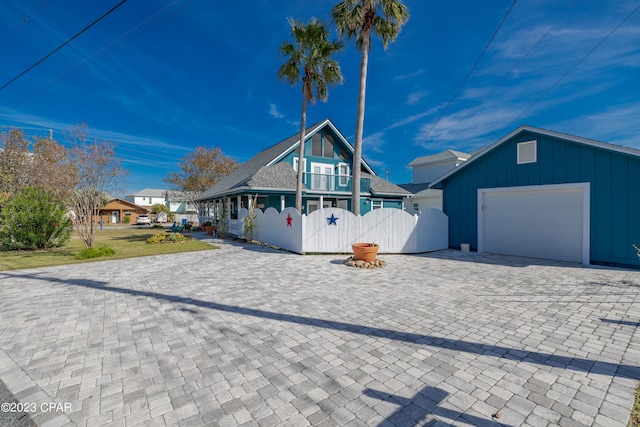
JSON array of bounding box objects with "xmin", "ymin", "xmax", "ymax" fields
[{"xmin": 327, "ymin": 213, "xmax": 338, "ymax": 225}]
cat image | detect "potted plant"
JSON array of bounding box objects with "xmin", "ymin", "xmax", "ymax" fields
[
  {"xmin": 352, "ymin": 242, "xmax": 379, "ymax": 263},
  {"xmin": 203, "ymin": 221, "xmax": 213, "ymax": 235}
]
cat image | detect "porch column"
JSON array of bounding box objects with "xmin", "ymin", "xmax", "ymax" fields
[
  {"xmin": 319, "ymin": 195, "xmax": 324, "ymax": 210},
  {"xmin": 280, "ymin": 195, "xmax": 285, "ymax": 211}
]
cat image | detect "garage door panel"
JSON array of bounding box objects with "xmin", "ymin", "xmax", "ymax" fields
[{"xmin": 481, "ymin": 186, "xmax": 586, "ymax": 263}]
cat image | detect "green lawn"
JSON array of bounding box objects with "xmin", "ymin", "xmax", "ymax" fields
[
  {"xmin": 630, "ymin": 382, "xmax": 640, "ymax": 427},
  {"xmin": 0, "ymin": 227, "xmax": 216, "ymax": 271}
]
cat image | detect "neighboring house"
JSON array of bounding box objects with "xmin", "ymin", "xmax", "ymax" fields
[
  {"xmin": 399, "ymin": 150, "xmax": 470, "ymax": 212},
  {"xmin": 94, "ymin": 198, "xmax": 149, "ymax": 224},
  {"xmin": 430, "ymin": 125, "xmax": 640, "ymax": 268},
  {"xmin": 197, "ymin": 118, "xmax": 409, "ymax": 220},
  {"xmin": 125, "ymin": 188, "xmax": 197, "ymax": 223},
  {"xmin": 124, "ymin": 188, "xmax": 167, "ymax": 208}
]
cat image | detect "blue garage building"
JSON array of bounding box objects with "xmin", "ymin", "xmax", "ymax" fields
[{"xmin": 431, "ymin": 126, "xmax": 640, "ymax": 268}]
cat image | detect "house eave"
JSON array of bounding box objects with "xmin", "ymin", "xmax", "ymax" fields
[{"xmin": 429, "ymin": 125, "xmax": 640, "ymax": 189}]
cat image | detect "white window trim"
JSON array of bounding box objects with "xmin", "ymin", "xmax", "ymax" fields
[
  {"xmin": 371, "ymin": 199, "xmax": 383, "ymax": 210},
  {"xmin": 293, "ymin": 157, "xmax": 307, "ymax": 172},
  {"xmin": 338, "ymin": 162, "xmax": 349, "ymax": 186},
  {"xmin": 517, "ymin": 140, "xmax": 537, "ymax": 164}
]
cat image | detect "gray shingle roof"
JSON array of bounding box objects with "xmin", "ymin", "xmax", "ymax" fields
[
  {"xmin": 198, "ymin": 120, "xmax": 326, "ymax": 199},
  {"xmin": 367, "ymin": 174, "xmax": 410, "ymax": 196},
  {"xmin": 198, "ymin": 119, "xmax": 409, "ymax": 199},
  {"xmin": 397, "ymin": 183, "xmax": 431, "ymax": 194}
]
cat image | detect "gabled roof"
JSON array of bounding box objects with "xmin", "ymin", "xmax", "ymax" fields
[
  {"xmin": 397, "ymin": 183, "xmax": 432, "ymax": 194},
  {"xmin": 100, "ymin": 198, "xmax": 149, "ymax": 211},
  {"xmin": 367, "ymin": 174, "xmax": 410, "ymax": 196},
  {"xmin": 430, "ymin": 125, "xmax": 640, "ymax": 189},
  {"xmin": 408, "ymin": 149, "xmax": 471, "ymax": 167},
  {"xmin": 198, "ymin": 119, "xmax": 380, "ymax": 199},
  {"xmin": 126, "ymin": 188, "xmax": 166, "ymax": 198}
]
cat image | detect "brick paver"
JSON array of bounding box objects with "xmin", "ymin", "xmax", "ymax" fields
[{"xmin": 0, "ymin": 237, "xmax": 639, "ymax": 426}]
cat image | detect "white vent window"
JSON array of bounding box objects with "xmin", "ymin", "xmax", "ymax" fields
[{"xmin": 517, "ymin": 140, "xmax": 537, "ymax": 164}]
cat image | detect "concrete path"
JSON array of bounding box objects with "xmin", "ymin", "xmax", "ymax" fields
[{"xmin": 0, "ymin": 237, "xmax": 639, "ymax": 426}]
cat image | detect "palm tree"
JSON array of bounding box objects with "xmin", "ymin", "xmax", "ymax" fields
[
  {"xmin": 278, "ymin": 18, "xmax": 344, "ymax": 213},
  {"xmin": 332, "ymin": 0, "xmax": 409, "ymax": 215}
]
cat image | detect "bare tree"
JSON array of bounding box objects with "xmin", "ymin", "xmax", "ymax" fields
[
  {"xmin": 66, "ymin": 123, "xmax": 127, "ymax": 248},
  {"xmin": 163, "ymin": 146, "xmax": 238, "ymax": 221}
]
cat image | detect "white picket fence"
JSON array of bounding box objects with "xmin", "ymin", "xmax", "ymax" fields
[{"xmin": 232, "ymin": 207, "xmax": 448, "ymax": 254}]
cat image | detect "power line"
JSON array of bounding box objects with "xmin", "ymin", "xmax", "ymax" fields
[
  {"xmin": 0, "ymin": 0, "xmax": 128, "ymax": 92},
  {"xmin": 398, "ymin": 0, "xmax": 517, "ymax": 166},
  {"xmin": 433, "ymin": 0, "xmax": 581, "ymax": 143},
  {"xmin": 505, "ymin": 2, "xmax": 640, "ymax": 128},
  {"xmin": 0, "ymin": 0, "xmax": 50, "ymax": 45},
  {"xmin": 9, "ymin": 0, "xmax": 194, "ymax": 110}
]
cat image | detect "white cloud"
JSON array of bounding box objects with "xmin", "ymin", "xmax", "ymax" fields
[
  {"xmin": 363, "ymin": 131, "xmax": 386, "ymax": 154},
  {"xmin": 406, "ymin": 90, "xmax": 429, "ymax": 106},
  {"xmin": 268, "ymin": 103, "xmax": 284, "ymax": 119},
  {"xmin": 393, "ymin": 69, "xmax": 425, "ymax": 81}
]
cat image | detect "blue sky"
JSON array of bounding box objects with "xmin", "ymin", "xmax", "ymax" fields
[{"xmin": 1, "ymin": 0, "xmax": 639, "ymax": 194}]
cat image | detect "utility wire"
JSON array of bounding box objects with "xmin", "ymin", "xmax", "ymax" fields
[
  {"xmin": 9, "ymin": 0, "xmax": 193, "ymax": 110},
  {"xmin": 433, "ymin": 0, "xmax": 581, "ymax": 143},
  {"xmin": 505, "ymin": 2, "xmax": 640, "ymax": 128},
  {"xmin": 413, "ymin": 0, "xmax": 518, "ymax": 148},
  {"xmin": 0, "ymin": 0, "xmax": 50, "ymax": 45},
  {"xmin": 0, "ymin": 0, "xmax": 128, "ymax": 92}
]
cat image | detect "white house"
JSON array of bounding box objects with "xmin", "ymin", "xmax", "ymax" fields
[
  {"xmin": 124, "ymin": 188, "xmax": 167, "ymax": 208},
  {"xmin": 400, "ymin": 150, "xmax": 470, "ymax": 212},
  {"xmin": 125, "ymin": 188, "xmax": 197, "ymax": 224}
]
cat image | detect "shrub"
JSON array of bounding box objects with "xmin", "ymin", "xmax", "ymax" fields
[
  {"xmin": 122, "ymin": 216, "xmax": 131, "ymax": 224},
  {"xmin": 0, "ymin": 187, "xmax": 73, "ymax": 250},
  {"xmin": 147, "ymin": 233, "xmax": 166, "ymax": 244},
  {"xmin": 76, "ymin": 245, "xmax": 115, "ymax": 259},
  {"xmin": 146, "ymin": 232, "xmax": 186, "ymax": 244}
]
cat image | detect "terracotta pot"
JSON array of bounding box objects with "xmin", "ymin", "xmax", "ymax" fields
[{"xmin": 352, "ymin": 243, "xmax": 379, "ymax": 263}]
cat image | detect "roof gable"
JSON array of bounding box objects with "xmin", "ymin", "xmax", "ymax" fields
[
  {"xmin": 408, "ymin": 149, "xmax": 471, "ymax": 167},
  {"xmin": 430, "ymin": 125, "xmax": 640, "ymax": 188},
  {"xmin": 126, "ymin": 188, "xmax": 166, "ymax": 198},
  {"xmin": 199, "ymin": 119, "xmax": 377, "ymax": 198}
]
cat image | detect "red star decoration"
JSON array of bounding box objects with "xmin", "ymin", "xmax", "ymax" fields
[{"xmin": 286, "ymin": 213, "xmax": 292, "ymax": 227}]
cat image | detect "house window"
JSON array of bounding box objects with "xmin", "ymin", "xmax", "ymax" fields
[
  {"xmin": 413, "ymin": 203, "xmax": 419, "ymax": 211},
  {"xmin": 372, "ymin": 200, "xmax": 383, "ymax": 210},
  {"xmin": 517, "ymin": 140, "xmax": 537, "ymax": 164},
  {"xmin": 293, "ymin": 157, "xmax": 307, "ymax": 172},
  {"xmin": 338, "ymin": 163, "xmax": 349, "ymax": 186},
  {"xmin": 312, "ymin": 133, "xmax": 322, "ymax": 156},
  {"xmin": 324, "ymin": 134, "xmax": 334, "ymax": 158}
]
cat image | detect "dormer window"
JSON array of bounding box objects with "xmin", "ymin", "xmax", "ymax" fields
[{"xmin": 517, "ymin": 140, "xmax": 537, "ymax": 164}]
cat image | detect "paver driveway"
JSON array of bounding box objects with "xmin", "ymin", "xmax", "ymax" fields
[{"xmin": 0, "ymin": 239, "xmax": 639, "ymax": 427}]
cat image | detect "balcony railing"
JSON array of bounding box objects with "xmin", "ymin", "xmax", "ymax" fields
[{"xmin": 303, "ymin": 172, "xmax": 371, "ymax": 193}]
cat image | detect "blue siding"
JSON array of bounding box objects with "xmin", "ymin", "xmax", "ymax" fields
[{"xmin": 442, "ymin": 130, "xmax": 640, "ymax": 267}]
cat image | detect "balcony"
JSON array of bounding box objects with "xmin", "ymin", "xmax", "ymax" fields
[{"xmin": 303, "ymin": 172, "xmax": 371, "ymax": 193}]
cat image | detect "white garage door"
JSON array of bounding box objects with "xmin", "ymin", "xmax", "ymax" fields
[{"xmin": 478, "ymin": 184, "xmax": 590, "ymax": 264}]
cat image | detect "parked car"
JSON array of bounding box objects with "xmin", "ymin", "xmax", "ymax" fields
[{"xmin": 136, "ymin": 214, "xmax": 151, "ymax": 225}]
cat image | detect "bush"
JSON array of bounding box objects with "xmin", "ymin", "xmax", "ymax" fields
[
  {"xmin": 147, "ymin": 232, "xmax": 186, "ymax": 244},
  {"xmin": 122, "ymin": 216, "xmax": 131, "ymax": 224},
  {"xmin": 0, "ymin": 187, "xmax": 73, "ymax": 250},
  {"xmin": 76, "ymin": 245, "xmax": 116, "ymax": 259}
]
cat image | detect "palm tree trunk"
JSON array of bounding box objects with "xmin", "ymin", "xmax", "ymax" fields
[
  {"xmin": 295, "ymin": 96, "xmax": 308, "ymax": 212},
  {"xmin": 352, "ymin": 29, "xmax": 370, "ymax": 216}
]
